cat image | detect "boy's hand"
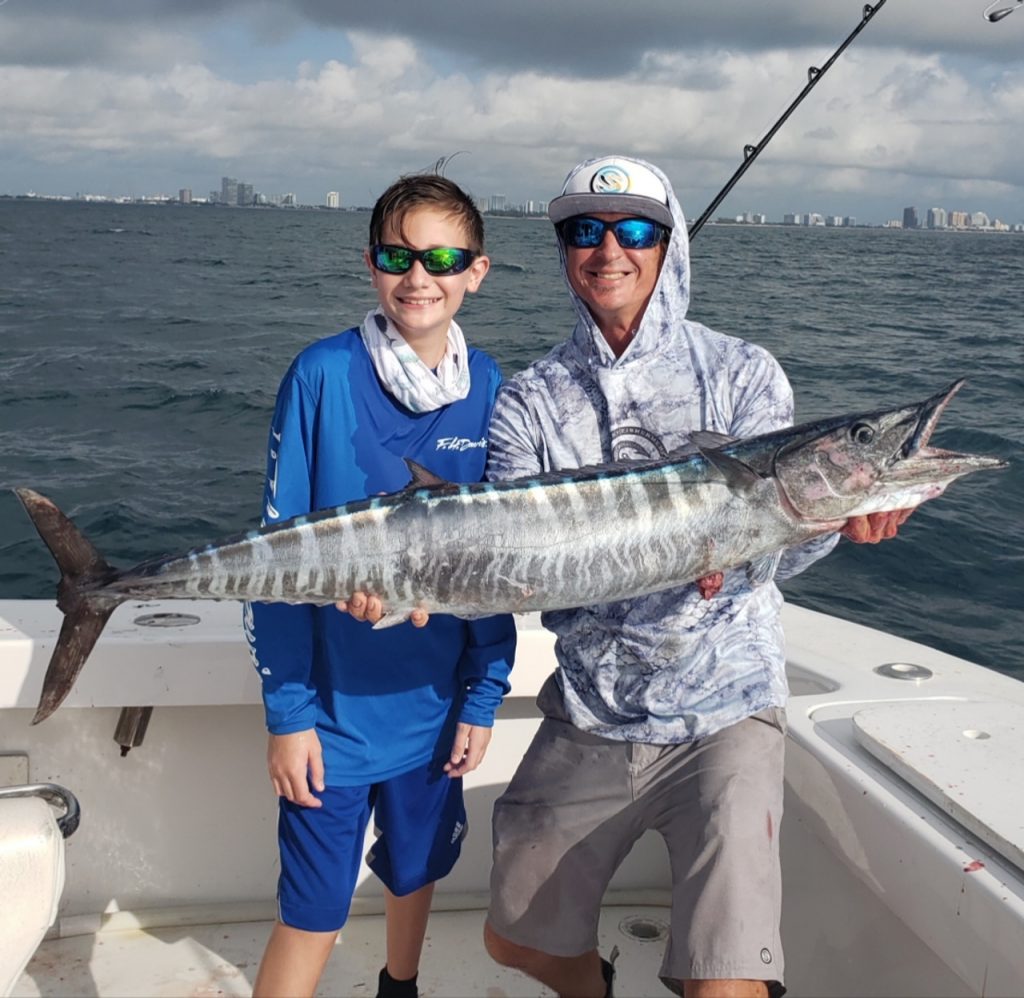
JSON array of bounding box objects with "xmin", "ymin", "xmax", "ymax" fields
[
  {"xmin": 267, "ymin": 729, "xmax": 325, "ymax": 807},
  {"xmin": 444, "ymin": 722, "xmax": 492, "ymax": 778},
  {"xmin": 841, "ymin": 509, "xmax": 914, "ymax": 544},
  {"xmin": 336, "ymin": 592, "xmax": 429, "ymax": 628}
]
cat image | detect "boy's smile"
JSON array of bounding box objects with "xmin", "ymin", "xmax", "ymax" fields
[{"xmin": 366, "ymin": 208, "xmax": 490, "ymax": 368}]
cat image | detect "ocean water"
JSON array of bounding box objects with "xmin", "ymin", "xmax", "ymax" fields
[{"xmin": 1, "ymin": 200, "xmax": 1021, "ymax": 680}]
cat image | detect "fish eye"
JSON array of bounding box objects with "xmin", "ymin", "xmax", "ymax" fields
[{"xmin": 850, "ymin": 422, "xmax": 875, "ymax": 445}]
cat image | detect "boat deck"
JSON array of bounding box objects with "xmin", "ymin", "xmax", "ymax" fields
[
  {"xmin": 14, "ymin": 904, "xmax": 671, "ymax": 997},
  {"xmin": 6, "ymin": 603, "xmax": 1024, "ymax": 997}
]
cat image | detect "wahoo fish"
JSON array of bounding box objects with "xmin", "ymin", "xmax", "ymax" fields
[{"xmin": 16, "ymin": 380, "xmax": 1005, "ymax": 723}]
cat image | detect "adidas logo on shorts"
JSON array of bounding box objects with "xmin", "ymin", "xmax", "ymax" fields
[{"xmin": 450, "ymin": 820, "xmax": 465, "ymax": 845}]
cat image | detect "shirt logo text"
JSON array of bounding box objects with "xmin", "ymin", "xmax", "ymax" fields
[{"xmin": 436, "ymin": 437, "xmax": 487, "ymax": 452}]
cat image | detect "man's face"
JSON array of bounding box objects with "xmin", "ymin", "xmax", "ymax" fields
[{"xmin": 562, "ymin": 212, "xmax": 667, "ymax": 338}]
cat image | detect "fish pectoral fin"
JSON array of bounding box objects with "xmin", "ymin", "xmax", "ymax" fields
[
  {"xmin": 698, "ymin": 448, "xmax": 763, "ymax": 494},
  {"xmin": 746, "ymin": 551, "xmax": 783, "ymax": 587},
  {"xmin": 371, "ymin": 611, "xmax": 413, "ymax": 630},
  {"xmin": 403, "ymin": 459, "xmax": 451, "ymax": 488}
]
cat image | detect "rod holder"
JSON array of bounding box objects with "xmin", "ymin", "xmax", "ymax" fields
[{"xmin": 114, "ymin": 706, "xmax": 154, "ymax": 757}]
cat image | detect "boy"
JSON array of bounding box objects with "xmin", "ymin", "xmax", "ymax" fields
[{"xmin": 245, "ymin": 173, "xmax": 516, "ymax": 998}]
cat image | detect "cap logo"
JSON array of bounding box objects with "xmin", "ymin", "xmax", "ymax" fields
[{"xmin": 590, "ymin": 165, "xmax": 631, "ymax": 194}]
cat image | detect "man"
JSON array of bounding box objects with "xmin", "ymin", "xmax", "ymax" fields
[{"xmin": 478, "ymin": 156, "xmax": 909, "ymax": 998}]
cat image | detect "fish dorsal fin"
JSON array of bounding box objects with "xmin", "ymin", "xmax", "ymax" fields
[
  {"xmin": 523, "ymin": 453, "xmax": 685, "ymax": 484},
  {"xmin": 689, "ymin": 430, "xmax": 737, "ymax": 449},
  {"xmin": 404, "ymin": 459, "xmax": 451, "ymax": 488}
]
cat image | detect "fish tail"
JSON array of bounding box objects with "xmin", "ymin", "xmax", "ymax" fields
[{"xmin": 14, "ymin": 488, "xmax": 123, "ymax": 724}]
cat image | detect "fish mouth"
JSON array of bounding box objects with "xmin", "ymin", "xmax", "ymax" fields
[
  {"xmin": 771, "ymin": 379, "xmax": 1007, "ymax": 524},
  {"xmin": 903, "ymin": 378, "xmax": 963, "ymax": 457},
  {"xmin": 888, "ymin": 379, "xmax": 1007, "ymax": 482}
]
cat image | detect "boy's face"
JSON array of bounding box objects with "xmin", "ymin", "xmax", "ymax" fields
[{"xmin": 365, "ymin": 207, "xmax": 489, "ymax": 363}]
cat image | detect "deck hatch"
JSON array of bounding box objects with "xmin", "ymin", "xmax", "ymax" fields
[{"xmin": 853, "ymin": 700, "xmax": 1024, "ymax": 871}]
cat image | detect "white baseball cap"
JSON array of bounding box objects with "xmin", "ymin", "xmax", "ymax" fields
[{"xmin": 548, "ymin": 156, "xmax": 673, "ymax": 229}]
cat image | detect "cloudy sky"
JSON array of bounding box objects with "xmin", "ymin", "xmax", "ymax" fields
[{"xmin": 2, "ymin": 0, "xmax": 1022, "ymax": 224}]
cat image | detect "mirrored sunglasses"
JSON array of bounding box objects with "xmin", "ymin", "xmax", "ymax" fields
[
  {"xmin": 559, "ymin": 216, "xmax": 669, "ymax": 250},
  {"xmin": 370, "ymin": 244, "xmax": 477, "ymax": 276}
]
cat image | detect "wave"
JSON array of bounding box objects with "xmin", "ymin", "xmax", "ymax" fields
[{"xmin": 2, "ymin": 204, "xmax": 1021, "ymax": 679}]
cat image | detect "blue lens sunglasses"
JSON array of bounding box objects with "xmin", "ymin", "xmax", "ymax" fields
[{"xmin": 559, "ymin": 216, "xmax": 669, "ymax": 250}]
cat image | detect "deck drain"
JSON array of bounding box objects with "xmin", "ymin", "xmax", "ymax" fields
[
  {"xmin": 874, "ymin": 662, "xmax": 933, "ymax": 682},
  {"xmin": 618, "ymin": 915, "xmax": 668, "ymax": 942}
]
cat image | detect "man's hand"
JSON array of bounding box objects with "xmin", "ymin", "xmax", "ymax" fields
[
  {"xmin": 841, "ymin": 509, "xmax": 914, "ymax": 544},
  {"xmin": 443, "ymin": 722, "xmax": 492, "ymax": 778},
  {"xmin": 696, "ymin": 572, "xmax": 724, "ymax": 600},
  {"xmin": 336, "ymin": 592, "xmax": 429, "ymax": 627},
  {"xmin": 267, "ymin": 729, "xmax": 325, "ymax": 807}
]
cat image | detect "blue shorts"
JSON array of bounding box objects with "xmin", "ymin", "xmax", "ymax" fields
[{"xmin": 276, "ymin": 760, "xmax": 467, "ymax": 932}]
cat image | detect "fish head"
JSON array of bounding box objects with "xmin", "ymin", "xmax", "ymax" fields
[{"xmin": 772, "ymin": 380, "xmax": 1007, "ymax": 522}]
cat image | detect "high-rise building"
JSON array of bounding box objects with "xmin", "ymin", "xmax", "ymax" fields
[
  {"xmin": 926, "ymin": 207, "xmax": 947, "ymax": 229},
  {"xmin": 179, "ymin": 189, "xmax": 192, "ymax": 205},
  {"xmin": 221, "ymin": 177, "xmax": 239, "ymax": 207},
  {"xmin": 902, "ymin": 206, "xmax": 919, "ymax": 229},
  {"xmin": 326, "ymin": 191, "xmax": 341, "ymax": 209},
  {"xmin": 488, "ymin": 194, "xmax": 507, "ymax": 212},
  {"xmin": 238, "ymin": 184, "xmax": 254, "ymax": 206}
]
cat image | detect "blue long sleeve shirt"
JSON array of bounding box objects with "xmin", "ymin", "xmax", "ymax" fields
[{"xmin": 246, "ymin": 328, "xmax": 516, "ymax": 785}]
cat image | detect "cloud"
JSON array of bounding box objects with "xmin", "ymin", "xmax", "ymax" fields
[
  {"xmin": 0, "ymin": 0, "xmax": 1021, "ymax": 219},
  {"xmin": 4, "ymin": 0, "xmax": 1021, "ymax": 73},
  {"xmin": 0, "ymin": 7, "xmax": 202, "ymax": 70}
]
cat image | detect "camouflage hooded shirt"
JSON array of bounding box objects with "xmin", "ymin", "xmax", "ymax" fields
[{"xmin": 486, "ymin": 156, "xmax": 837, "ymax": 743}]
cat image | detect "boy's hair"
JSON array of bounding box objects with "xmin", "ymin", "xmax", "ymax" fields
[{"xmin": 369, "ymin": 172, "xmax": 485, "ymax": 254}]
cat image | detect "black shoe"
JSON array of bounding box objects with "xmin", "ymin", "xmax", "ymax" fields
[
  {"xmin": 375, "ymin": 965, "xmax": 418, "ymax": 998},
  {"xmin": 601, "ymin": 945, "xmax": 620, "ymax": 998}
]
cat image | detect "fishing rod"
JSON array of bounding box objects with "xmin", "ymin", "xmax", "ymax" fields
[
  {"xmin": 688, "ymin": 1, "xmax": 890, "ymax": 239},
  {"xmin": 984, "ymin": 0, "xmax": 1023, "ymax": 21},
  {"xmin": 688, "ymin": 0, "xmax": 1021, "ymax": 237}
]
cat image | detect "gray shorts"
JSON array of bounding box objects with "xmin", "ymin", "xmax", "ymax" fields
[{"xmin": 487, "ymin": 676, "xmax": 786, "ymax": 991}]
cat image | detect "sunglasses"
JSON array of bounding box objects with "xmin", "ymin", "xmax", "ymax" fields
[
  {"xmin": 559, "ymin": 216, "xmax": 669, "ymax": 250},
  {"xmin": 370, "ymin": 244, "xmax": 478, "ymax": 276}
]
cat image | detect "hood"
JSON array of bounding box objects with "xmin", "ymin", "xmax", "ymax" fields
[{"xmin": 554, "ymin": 156, "xmax": 691, "ymax": 369}]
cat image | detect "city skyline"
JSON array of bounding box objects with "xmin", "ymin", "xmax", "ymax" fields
[
  {"xmin": 9, "ymin": 183, "xmax": 1021, "ymax": 235},
  {"xmin": 8, "ymin": 171, "xmax": 1024, "ymax": 232},
  {"xmin": 8, "ymin": 172, "xmax": 1021, "ymax": 233},
  {"xmin": 0, "ymin": 3, "xmax": 1022, "ymax": 227}
]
